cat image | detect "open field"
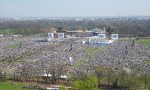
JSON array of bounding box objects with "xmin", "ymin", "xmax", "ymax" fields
[
  {"xmin": 137, "ymin": 39, "xmax": 150, "ymax": 47},
  {"xmin": 0, "ymin": 82, "xmax": 34, "ymax": 90}
]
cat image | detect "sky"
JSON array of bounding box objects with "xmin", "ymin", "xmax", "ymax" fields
[{"xmin": 0, "ymin": 0, "xmax": 150, "ymax": 17}]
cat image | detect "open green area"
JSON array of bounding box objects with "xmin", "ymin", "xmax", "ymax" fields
[
  {"xmin": 74, "ymin": 47, "xmax": 100, "ymax": 67},
  {"xmin": 0, "ymin": 29, "xmax": 33, "ymax": 35},
  {"xmin": 137, "ymin": 39, "xmax": 150, "ymax": 47},
  {"xmin": 84, "ymin": 47, "xmax": 100, "ymax": 56},
  {"xmin": 6, "ymin": 44, "xmax": 18, "ymax": 49},
  {"xmin": 0, "ymin": 82, "xmax": 34, "ymax": 90},
  {"xmin": 0, "ymin": 29, "xmax": 16, "ymax": 34},
  {"xmin": 73, "ymin": 75, "xmax": 99, "ymax": 90}
]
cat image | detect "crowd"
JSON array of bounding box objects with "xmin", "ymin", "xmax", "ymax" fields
[
  {"xmin": 0, "ymin": 36, "xmax": 149, "ymax": 81},
  {"xmin": 94, "ymin": 40, "xmax": 150, "ymax": 74}
]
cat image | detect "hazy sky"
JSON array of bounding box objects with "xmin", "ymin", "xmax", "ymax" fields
[{"xmin": 0, "ymin": 0, "xmax": 150, "ymax": 17}]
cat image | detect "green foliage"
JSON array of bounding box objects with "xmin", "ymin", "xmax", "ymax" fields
[
  {"xmin": 129, "ymin": 76, "xmax": 144, "ymax": 89},
  {"xmin": 95, "ymin": 67, "xmax": 149, "ymax": 89},
  {"xmin": 73, "ymin": 76, "xmax": 99, "ymax": 90},
  {"xmin": 0, "ymin": 29, "xmax": 35, "ymax": 35},
  {"xmin": 137, "ymin": 39, "xmax": 150, "ymax": 47},
  {"xmin": 74, "ymin": 60, "xmax": 82, "ymax": 67},
  {"xmin": 140, "ymin": 75, "xmax": 150, "ymax": 89},
  {"xmin": 114, "ymin": 72, "xmax": 147, "ymax": 89},
  {"xmin": 0, "ymin": 29, "xmax": 15, "ymax": 34},
  {"xmin": 0, "ymin": 71, "xmax": 6, "ymax": 82},
  {"xmin": 57, "ymin": 27, "xmax": 63, "ymax": 32},
  {"xmin": 59, "ymin": 85, "xmax": 66, "ymax": 90},
  {"xmin": 95, "ymin": 67, "xmax": 107, "ymax": 80},
  {"xmin": 106, "ymin": 26, "xmax": 113, "ymax": 35},
  {"xmin": 6, "ymin": 45, "xmax": 18, "ymax": 49},
  {"xmin": 0, "ymin": 82, "xmax": 34, "ymax": 90},
  {"xmin": 1, "ymin": 19, "xmax": 150, "ymax": 36}
]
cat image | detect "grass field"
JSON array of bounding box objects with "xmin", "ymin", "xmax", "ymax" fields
[
  {"xmin": 0, "ymin": 82, "xmax": 34, "ymax": 90},
  {"xmin": 6, "ymin": 44, "xmax": 18, "ymax": 49},
  {"xmin": 137, "ymin": 39, "xmax": 150, "ymax": 47},
  {"xmin": 74, "ymin": 47, "xmax": 101, "ymax": 67},
  {"xmin": 84, "ymin": 47, "xmax": 100, "ymax": 56}
]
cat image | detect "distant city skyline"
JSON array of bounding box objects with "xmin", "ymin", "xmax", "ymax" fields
[{"xmin": 0, "ymin": 0, "xmax": 150, "ymax": 17}]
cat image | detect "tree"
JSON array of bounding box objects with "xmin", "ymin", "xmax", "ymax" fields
[
  {"xmin": 57, "ymin": 27, "xmax": 63, "ymax": 32},
  {"xmin": 73, "ymin": 76, "xmax": 99, "ymax": 90},
  {"xmin": 0, "ymin": 71, "xmax": 6, "ymax": 82},
  {"xmin": 106, "ymin": 26, "xmax": 113, "ymax": 35},
  {"xmin": 106, "ymin": 26, "xmax": 113, "ymax": 39},
  {"xmin": 59, "ymin": 85, "xmax": 67, "ymax": 90}
]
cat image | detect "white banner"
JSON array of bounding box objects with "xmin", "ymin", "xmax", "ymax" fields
[
  {"xmin": 58, "ymin": 33, "xmax": 64, "ymax": 38},
  {"xmin": 48, "ymin": 33, "xmax": 54, "ymax": 38},
  {"xmin": 98, "ymin": 34, "xmax": 106, "ymax": 39},
  {"xmin": 111, "ymin": 34, "xmax": 118, "ymax": 40}
]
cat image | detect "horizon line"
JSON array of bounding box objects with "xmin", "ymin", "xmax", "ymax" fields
[{"xmin": 1, "ymin": 15, "xmax": 150, "ymax": 18}]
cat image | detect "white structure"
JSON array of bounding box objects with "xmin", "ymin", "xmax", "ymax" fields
[
  {"xmin": 90, "ymin": 28, "xmax": 106, "ymax": 34},
  {"xmin": 111, "ymin": 34, "xmax": 118, "ymax": 40},
  {"xmin": 0, "ymin": 35, "xmax": 3, "ymax": 37},
  {"xmin": 48, "ymin": 33, "xmax": 54, "ymax": 38},
  {"xmin": 60, "ymin": 75, "xmax": 67, "ymax": 79},
  {"xmin": 47, "ymin": 33, "xmax": 54, "ymax": 42},
  {"xmin": 82, "ymin": 41, "xmax": 86, "ymax": 44},
  {"xmin": 58, "ymin": 33, "xmax": 64, "ymax": 38},
  {"xmin": 98, "ymin": 34, "xmax": 106, "ymax": 39},
  {"xmin": 41, "ymin": 73, "xmax": 52, "ymax": 77},
  {"xmin": 47, "ymin": 37, "xmax": 52, "ymax": 42},
  {"xmin": 69, "ymin": 57, "xmax": 73, "ymax": 65},
  {"xmin": 69, "ymin": 57, "xmax": 73, "ymax": 62}
]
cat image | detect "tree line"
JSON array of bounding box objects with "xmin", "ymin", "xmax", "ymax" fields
[{"xmin": 0, "ymin": 19, "xmax": 150, "ymax": 36}]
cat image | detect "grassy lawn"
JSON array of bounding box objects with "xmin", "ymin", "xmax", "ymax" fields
[
  {"xmin": 6, "ymin": 45, "xmax": 18, "ymax": 49},
  {"xmin": 0, "ymin": 82, "xmax": 34, "ymax": 90},
  {"xmin": 74, "ymin": 47, "xmax": 101, "ymax": 67},
  {"xmin": 84, "ymin": 47, "xmax": 100, "ymax": 56},
  {"xmin": 137, "ymin": 39, "xmax": 150, "ymax": 47}
]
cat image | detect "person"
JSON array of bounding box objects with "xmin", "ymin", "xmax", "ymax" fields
[
  {"xmin": 69, "ymin": 44, "xmax": 73, "ymax": 51},
  {"xmin": 19, "ymin": 42, "xmax": 22, "ymax": 48},
  {"xmin": 131, "ymin": 39, "xmax": 135, "ymax": 46},
  {"xmin": 125, "ymin": 46, "xmax": 128, "ymax": 55}
]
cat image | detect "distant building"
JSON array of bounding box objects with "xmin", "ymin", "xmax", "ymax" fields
[
  {"xmin": 66, "ymin": 30, "xmax": 94, "ymax": 37},
  {"xmin": 0, "ymin": 35, "xmax": 4, "ymax": 37},
  {"xmin": 41, "ymin": 28, "xmax": 57, "ymax": 33},
  {"xmin": 90, "ymin": 28, "xmax": 106, "ymax": 33},
  {"xmin": 88, "ymin": 28, "xmax": 107, "ymax": 36},
  {"xmin": 45, "ymin": 28, "xmax": 107, "ymax": 38},
  {"xmin": 66, "ymin": 30, "xmax": 84, "ymax": 37}
]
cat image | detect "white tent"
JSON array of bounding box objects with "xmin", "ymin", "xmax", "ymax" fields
[
  {"xmin": 98, "ymin": 34, "xmax": 106, "ymax": 39},
  {"xmin": 58, "ymin": 33, "xmax": 64, "ymax": 38},
  {"xmin": 111, "ymin": 34, "xmax": 119, "ymax": 40},
  {"xmin": 41, "ymin": 73, "xmax": 52, "ymax": 77},
  {"xmin": 48, "ymin": 33, "xmax": 54, "ymax": 38},
  {"xmin": 60, "ymin": 75, "xmax": 67, "ymax": 79}
]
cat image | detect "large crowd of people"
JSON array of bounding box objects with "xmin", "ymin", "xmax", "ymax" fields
[{"xmin": 0, "ymin": 36, "xmax": 149, "ymax": 81}]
